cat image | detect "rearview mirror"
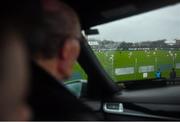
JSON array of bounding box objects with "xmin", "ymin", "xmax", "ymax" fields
[{"xmin": 84, "ymin": 29, "xmax": 99, "ymax": 35}]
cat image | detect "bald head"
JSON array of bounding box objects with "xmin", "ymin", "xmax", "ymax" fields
[
  {"xmin": 27, "ymin": 0, "xmax": 81, "ymax": 58},
  {"xmin": 42, "ymin": 0, "xmax": 80, "ymax": 37}
]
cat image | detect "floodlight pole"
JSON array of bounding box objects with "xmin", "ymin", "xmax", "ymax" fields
[
  {"xmin": 172, "ymin": 53, "xmax": 176, "ymax": 68},
  {"xmin": 135, "ymin": 58, "xmax": 137, "ymax": 80},
  {"xmin": 155, "ymin": 57, "xmax": 157, "ymax": 70},
  {"xmin": 174, "ymin": 53, "xmax": 177, "ymax": 68},
  {"xmin": 111, "ymin": 55, "xmax": 114, "ymax": 77},
  {"xmin": 173, "ymin": 55, "xmax": 174, "ymax": 67}
]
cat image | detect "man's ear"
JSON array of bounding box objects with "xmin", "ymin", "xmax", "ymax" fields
[
  {"xmin": 59, "ymin": 39, "xmax": 73, "ymax": 61},
  {"xmin": 58, "ymin": 39, "xmax": 80, "ymax": 61}
]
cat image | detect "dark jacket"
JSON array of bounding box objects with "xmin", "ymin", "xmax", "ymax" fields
[
  {"xmin": 28, "ymin": 61, "xmax": 98, "ymax": 121},
  {"xmin": 170, "ymin": 71, "xmax": 176, "ymax": 79}
]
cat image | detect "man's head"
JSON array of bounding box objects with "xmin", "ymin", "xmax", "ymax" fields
[
  {"xmin": 27, "ymin": 0, "xmax": 81, "ymax": 80},
  {"xmin": 0, "ymin": 29, "xmax": 30, "ymax": 120}
]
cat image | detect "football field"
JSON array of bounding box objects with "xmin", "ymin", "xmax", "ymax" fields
[{"xmin": 70, "ymin": 50, "xmax": 180, "ymax": 82}]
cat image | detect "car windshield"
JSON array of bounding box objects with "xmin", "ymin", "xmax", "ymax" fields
[
  {"xmin": 87, "ymin": 3, "xmax": 180, "ymax": 82},
  {"xmin": 66, "ymin": 3, "xmax": 180, "ymax": 84}
]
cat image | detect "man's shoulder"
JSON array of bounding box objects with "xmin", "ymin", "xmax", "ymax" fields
[
  {"xmin": 30, "ymin": 61, "xmax": 72, "ymax": 94},
  {"xmin": 29, "ymin": 61, "xmax": 86, "ymax": 108},
  {"xmin": 29, "ymin": 61, "xmax": 98, "ymax": 120}
]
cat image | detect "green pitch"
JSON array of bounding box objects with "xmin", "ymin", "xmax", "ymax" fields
[{"xmin": 69, "ymin": 50, "xmax": 180, "ymax": 82}]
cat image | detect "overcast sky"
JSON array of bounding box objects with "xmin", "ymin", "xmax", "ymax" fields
[{"xmin": 89, "ymin": 3, "xmax": 180, "ymax": 43}]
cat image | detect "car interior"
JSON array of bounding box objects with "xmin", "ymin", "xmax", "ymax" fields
[
  {"xmin": 1, "ymin": 0, "xmax": 180, "ymax": 121},
  {"xmin": 63, "ymin": 0, "xmax": 180, "ymax": 121}
]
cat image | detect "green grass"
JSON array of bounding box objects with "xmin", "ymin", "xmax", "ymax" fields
[{"xmin": 68, "ymin": 50, "xmax": 180, "ymax": 82}]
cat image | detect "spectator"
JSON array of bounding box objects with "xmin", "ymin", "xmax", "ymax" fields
[
  {"xmin": 26, "ymin": 0, "xmax": 98, "ymax": 120},
  {"xmin": 170, "ymin": 68, "xmax": 176, "ymax": 85},
  {"xmin": 155, "ymin": 68, "xmax": 161, "ymax": 79}
]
